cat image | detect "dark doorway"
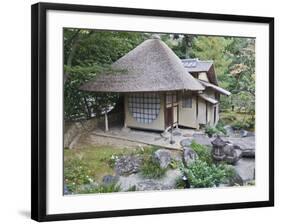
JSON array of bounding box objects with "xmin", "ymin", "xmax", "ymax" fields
[
  {"xmin": 165, "ymin": 107, "xmax": 173, "ymax": 128},
  {"xmin": 214, "ymin": 106, "xmax": 217, "ymax": 124},
  {"xmin": 165, "ymin": 92, "xmax": 178, "ymax": 128}
]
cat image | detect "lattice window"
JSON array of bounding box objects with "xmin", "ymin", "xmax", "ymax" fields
[{"xmin": 128, "ymin": 93, "xmax": 160, "ymax": 124}]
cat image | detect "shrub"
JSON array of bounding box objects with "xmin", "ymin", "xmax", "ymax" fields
[
  {"xmin": 190, "ymin": 141, "xmax": 213, "ymax": 165},
  {"xmin": 140, "ymin": 156, "xmax": 167, "ymax": 179},
  {"xmin": 205, "ymin": 125, "xmax": 218, "ymax": 137},
  {"xmin": 175, "ymin": 176, "xmax": 187, "ymax": 189},
  {"xmin": 64, "ymin": 157, "xmax": 94, "ymax": 193},
  {"xmin": 169, "ymin": 159, "xmax": 181, "ymax": 169},
  {"xmin": 220, "ymin": 114, "xmax": 237, "ymax": 123},
  {"xmin": 107, "ymin": 154, "xmax": 120, "ymax": 168},
  {"xmin": 216, "ymin": 120, "xmax": 227, "ymax": 135},
  {"xmin": 80, "ymin": 182, "xmax": 121, "ymax": 194},
  {"xmin": 180, "ymin": 160, "xmax": 234, "ymax": 188}
]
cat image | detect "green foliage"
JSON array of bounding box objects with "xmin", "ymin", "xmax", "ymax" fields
[
  {"xmin": 232, "ymin": 117, "xmax": 255, "ymax": 130},
  {"xmin": 204, "ymin": 125, "xmax": 219, "ymax": 137},
  {"xmin": 220, "ymin": 113, "xmax": 237, "ymax": 123},
  {"xmin": 79, "ymin": 182, "xmax": 121, "ymax": 194},
  {"xmin": 169, "ymin": 159, "xmax": 181, "ymax": 169},
  {"xmin": 181, "ymin": 160, "xmax": 233, "ymax": 188},
  {"xmin": 64, "ymin": 156, "xmax": 94, "ymax": 193},
  {"xmin": 190, "ymin": 140, "xmax": 212, "ymax": 165},
  {"xmin": 64, "ymin": 29, "xmax": 147, "ymax": 121},
  {"xmin": 175, "ymin": 176, "xmax": 187, "ymax": 189},
  {"xmin": 216, "ymin": 120, "xmax": 227, "ymax": 135},
  {"xmin": 190, "ymin": 36, "xmax": 233, "ymax": 79},
  {"xmin": 204, "ymin": 121, "xmax": 227, "ymax": 137},
  {"xmin": 140, "ymin": 156, "xmax": 167, "ymax": 179}
]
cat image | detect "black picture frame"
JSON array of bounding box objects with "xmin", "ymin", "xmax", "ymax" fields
[{"xmin": 31, "ymin": 2, "xmax": 274, "ymax": 222}]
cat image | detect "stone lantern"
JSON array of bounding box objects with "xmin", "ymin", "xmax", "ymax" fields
[{"xmin": 211, "ymin": 136, "xmax": 227, "ymax": 161}]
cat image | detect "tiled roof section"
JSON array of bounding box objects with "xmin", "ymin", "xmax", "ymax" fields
[
  {"xmin": 181, "ymin": 59, "xmax": 218, "ymax": 85},
  {"xmin": 181, "ymin": 59, "xmax": 213, "ymax": 72}
]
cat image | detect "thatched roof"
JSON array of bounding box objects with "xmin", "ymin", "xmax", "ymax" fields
[
  {"xmin": 198, "ymin": 80, "xmax": 231, "ymax": 96},
  {"xmin": 81, "ymin": 38, "xmax": 204, "ymax": 93},
  {"xmin": 181, "ymin": 59, "xmax": 218, "ymax": 85}
]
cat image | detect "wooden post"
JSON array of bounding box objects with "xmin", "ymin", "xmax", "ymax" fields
[{"xmin": 104, "ymin": 110, "xmax": 109, "ymax": 132}]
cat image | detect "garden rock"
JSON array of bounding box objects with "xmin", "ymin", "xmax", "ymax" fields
[
  {"xmin": 223, "ymin": 144, "xmax": 242, "ymax": 165},
  {"xmin": 117, "ymin": 169, "xmax": 181, "ymax": 191},
  {"xmin": 102, "ymin": 175, "xmax": 118, "ymax": 185},
  {"xmin": 228, "ymin": 171, "xmax": 244, "ymax": 186},
  {"xmin": 183, "ymin": 147, "xmax": 198, "ymax": 166},
  {"xmin": 211, "ymin": 136, "xmax": 241, "ymax": 164},
  {"xmin": 192, "ymin": 133, "xmax": 212, "ymax": 146},
  {"xmin": 223, "ymin": 136, "xmax": 255, "ymax": 158},
  {"xmin": 115, "ymin": 155, "xmax": 142, "ymax": 176},
  {"xmin": 153, "ymin": 149, "xmax": 172, "ymax": 169},
  {"xmin": 240, "ymin": 129, "xmax": 248, "ymax": 137},
  {"xmin": 224, "ymin": 125, "xmax": 235, "ymax": 137},
  {"xmin": 240, "ymin": 129, "xmax": 255, "ymax": 138},
  {"xmin": 136, "ymin": 180, "xmax": 172, "ymax": 191},
  {"xmin": 233, "ymin": 158, "xmax": 255, "ymax": 184},
  {"xmin": 180, "ymin": 138, "xmax": 192, "ymax": 147}
]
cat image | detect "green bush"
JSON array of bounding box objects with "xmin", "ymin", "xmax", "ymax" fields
[
  {"xmin": 216, "ymin": 120, "xmax": 227, "ymax": 135},
  {"xmin": 140, "ymin": 156, "xmax": 167, "ymax": 179},
  {"xmin": 205, "ymin": 121, "xmax": 227, "ymax": 137},
  {"xmin": 169, "ymin": 159, "xmax": 181, "ymax": 169},
  {"xmin": 64, "ymin": 157, "xmax": 94, "ymax": 192},
  {"xmin": 190, "ymin": 141, "xmax": 213, "ymax": 165},
  {"xmin": 220, "ymin": 114, "xmax": 237, "ymax": 123},
  {"xmin": 205, "ymin": 125, "xmax": 218, "ymax": 137},
  {"xmin": 79, "ymin": 182, "xmax": 121, "ymax": 194},
  {"xmin": 180, "ymin": 160, "xmax": 234, "ymax": 188},
  {"xmin": 175, "ymin": 176, "xmax": 187, "ymax": 189}
]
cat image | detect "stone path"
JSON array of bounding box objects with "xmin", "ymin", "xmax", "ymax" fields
[{"xmin": 92, "ymin": 127, "xmax": 199, "ymax": 150}]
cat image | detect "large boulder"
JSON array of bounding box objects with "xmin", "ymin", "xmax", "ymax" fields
[
  {"xmin": 115, "ymin": 155, "xmax": 142, "ymax": 176},
  {"xmin": 180, "ymin": 138, "xmax": 192, "ymax": 147},
  {"xmin": 223, "ymin": 143, "xmax": 242, "ymax": 165},
  {"xmin": 153, "ymin": 149, "xmax": 172, "ymax": 169},
  {"xmin": 240, "ymin": 129, "xmax": 255, "ymax": 138},
  {"xmin": 183, "ymin": 147, "xmax": 198, "ymax": 166},
  {"xmin": 211, "ymin": 136, "xmax": 242, "ymax": 165},
  {"xmin": 192, "ymin": 133, "xmax": 212, "ymax": 146},
  {"xmin": 233, "ymin": 158, "xmax": 255, "ymax": 184},
  {"xmin": 136, "ymin": 180, "xmax": 172, "ymax": 191},
  {"xmin": 223, "ymin": 136, "xmax": 255, "ymax": 158},
  {"xmin": 224, "ymin": 125, "xmax": 235, "ymax": 137}
]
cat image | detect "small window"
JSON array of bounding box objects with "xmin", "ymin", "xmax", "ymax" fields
[{"xmin": 182, "ymin": 94, "xmax": 192, "ymax": 108}]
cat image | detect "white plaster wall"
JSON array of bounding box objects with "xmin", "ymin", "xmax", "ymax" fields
[{"xmin": 178, "ymin": 92, "xmax": 198, "ymax": 128}]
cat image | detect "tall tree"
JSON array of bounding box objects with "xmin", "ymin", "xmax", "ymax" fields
[
  {"xmin": 63, "ymin": 29, "xmax": 147, "ymax": 121},
  {"xmin": 190, "ymin": 36, "xmax": 233, "ymax": 79}
]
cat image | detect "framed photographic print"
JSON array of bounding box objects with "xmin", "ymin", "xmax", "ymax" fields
[{"xmin": 31, "ymin": 2, "xmax": 274, "ymax": 222}]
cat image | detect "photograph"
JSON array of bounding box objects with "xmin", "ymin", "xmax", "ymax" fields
[{"xmin": 63, "ymin": 29, "xmax": 256, "ymax": 195}]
